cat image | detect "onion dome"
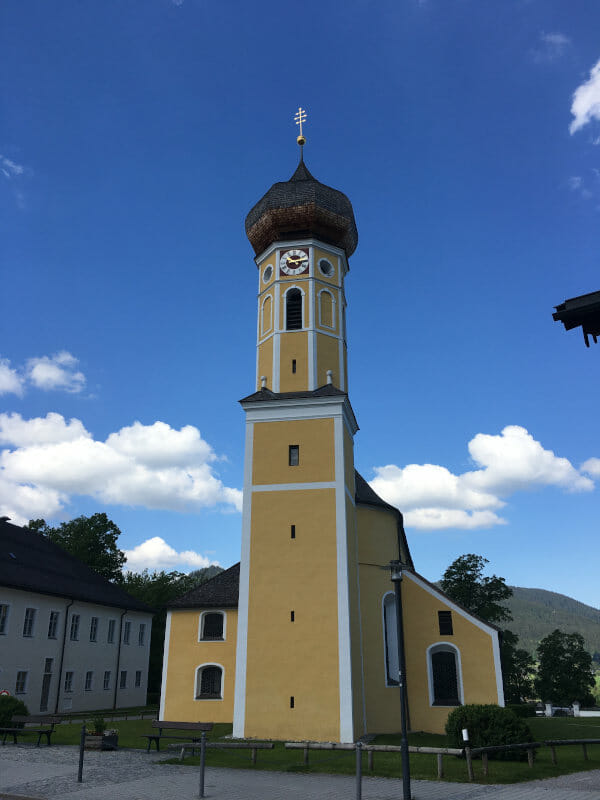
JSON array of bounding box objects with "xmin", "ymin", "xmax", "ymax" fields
[{"xmin": 245, "ymin": 158, "xmax": 358, "ymax": 257}]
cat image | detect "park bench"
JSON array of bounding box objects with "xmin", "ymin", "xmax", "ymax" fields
[
  {"xmin": 141, "ymin": 720, "xmax": 213, "ymax": 752},
  {"xmin": 168, "ymin": 740, "xmax": 274, "ymax": 763},
  {"xmin": 0, "ymin": 715, "xmax": 62, "ymax": 747}
]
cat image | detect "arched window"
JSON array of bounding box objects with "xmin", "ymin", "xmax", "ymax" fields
[
  {"xmin": 383, "ymin": 593, "xmax": 399, "ymax": 686},
  {"xmin": 195, "ymin": 664, "xmax": 223, "ymax": 699},
  {"xmin": 319, "ymin": 290, "xmax": 334, "ymax": 328},
  {"xmin": 261, "ymin": 295, "xmax": 272, "ymax": 336},
  {"xmin": 286, "ymin": 289, "xmax": 303, "ymax": 330},
  {"xmin": 199, "ymin": 611, "xmax": 225, "ymax": 641},
  {"xmin": 428, "ymin": 643, "xmax": 462, "ymax": 706}
]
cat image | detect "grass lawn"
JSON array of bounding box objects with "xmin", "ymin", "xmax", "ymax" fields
[{"xmin": 49, "ymin": 715, "xmax": 600, "ymax": 784}]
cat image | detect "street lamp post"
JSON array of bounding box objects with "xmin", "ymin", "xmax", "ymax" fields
[{"xmin": 389, "ymin": 559, "xmax": 411, "ymax": 800}]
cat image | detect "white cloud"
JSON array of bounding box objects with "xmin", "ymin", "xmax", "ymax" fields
[
  {"xmin": 123, "ymin": 536, "xmax": 219, "ymax": 572},
  {"xmin": 582, "ymin": 457, "xmax": 600, "ymax": 477},
  {"xmin": 570, "ymin": 58, "xmax": 600, "ymax": 134},
  {"xmin": 369, "ymin": 425, "xmax": 595, "ymax": 531},
  {"xmin": 0, "ymin": 359, "xmax": 24, "ymax": 396},
  {"xmin": 0, "ymin": 155, "xmax": 24, "ymax": 179},
  {"xmin": 532, "ymin": 32, "xmax": 571, "ymax": 64},
  {"xmin": 0, "ymin": 414, "xmax": 242, "ymax": 523},
  {"xmin": 26, "ymin": 351, "xmax": 86, "ymax": 393}
]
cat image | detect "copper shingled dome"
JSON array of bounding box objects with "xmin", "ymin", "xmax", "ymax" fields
[{"xmin": 245, "ymin": 158, "xmax": 358, "ymax": 257}]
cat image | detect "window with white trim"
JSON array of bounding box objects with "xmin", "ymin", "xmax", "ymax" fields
[
  {"xmin": 23, "ymin": 607, "xmax": 36, "ymax": 637},
  {"xmin": 0, "ymin": 603, "xmax": 9, "ymax": 635},
  {"xmin": 85, "ymin": 671, "xmax": 93, "ymax": 692},
  {"xmin": 138, "ymin": 623, "xmax": 146, "ymax": 646},
  {"xmin": 123, "ymin": 621, "xmax": 131, "ymax": 644},
  {"xmin": 383, "ymin": 593, "xmax": 399, "ymax": 686},
  {"xmin": 318, "ymin": 289, "xmax": 335, "ymax": 329},
  {"xmin": 261, "ymin": 295, "xmax": 273, "ymax": 336},
  {"xmin": 107, "ymin": 619, "xmax": 116, "ymax": 643},
  {"xmin": 103, "ymin": 670, "xmax": 111, "ymax": 690},
  {"xmin": 15, "ymin": 671, "xmax": 28, "ymax": 694},
  {"xmin": 285, "ymin": 288, "xmax": 303, "ymax": 330},
  {"xmin": 135, "ymin": 670, "xmax": 142, "ymax": 688},
  {"xmin": 64, "ymin": 671, "xmax": 74, "ymax": 693},
  {"xmin": 200, "ymin": 612, "xmax": 224, "ymax": 641},
  {"xmin": 48, "ymin": 611, "xmax": 59, "ymax": 639},
  {"xmin": 89, "ymin": 617, "xmax": 98, "ymax": 642},
  {"xmin": 120, "ymin": 670, "xmax": 127, "ymax": 689},
  {"xmin": 428, "ymin": 643, "xmax": 462, "ymax": 706},
  {"xmin": 69, "ymin": 614, "xmax": 80, "ymax": 641},
  {"xmin": 195, "ymin": 665, "xmax": 223, "ymax": 699}
]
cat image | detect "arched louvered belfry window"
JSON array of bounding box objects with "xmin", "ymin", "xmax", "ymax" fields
[
  {"xmin": 195, "ymin": 664, "xmax": 223, "ymax": 699},
  {"xmin": 286, "ymin": 289, "xmax": 303, "ymax": 330}
]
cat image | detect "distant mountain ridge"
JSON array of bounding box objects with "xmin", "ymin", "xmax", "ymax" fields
[{"xmin": 503, "ymin": 586, "xmax": 600, "ymax": 657}]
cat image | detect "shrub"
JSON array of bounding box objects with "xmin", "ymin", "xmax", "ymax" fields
[
  {"xmin": 87, "ymin": 714, "xmax": 106, "ymax": 734},
  {"xmin": 506, "ymin": 703, "xmax": 537, "ymax": 718},
  {"xmin": 0, "ymin": 696, "xmax": 29, "ymax": 727},
  {"xmin": 445, "ymin": 704, "xmax": 533, "ymax": 760}
]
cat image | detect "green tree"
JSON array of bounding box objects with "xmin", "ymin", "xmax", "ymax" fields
[
  {"xmin": 500, "ymin": 629, "xmax": 535, "ymax": 703},
  {"xmin": 440, "ymin": 554, "xmax": 512, "ymax": 624},
  {"xmin": 118, "ymin": 567, "xmax": 223, "ymax": 697},
  {"xmin": 29, "ymin": 514, "xmax": 126, "ymax": 582},
  {"xmin": 535, "ymin": 629, "xmax": 595, "ymax": 706}
]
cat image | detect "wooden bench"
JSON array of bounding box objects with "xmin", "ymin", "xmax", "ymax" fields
[
  {"xmin": 0, "ymin": 715, "xmax": 62, "ymax": 747},
  {"xmin": 168, "ymin": 740, "xmax": 274, "ymax": 763},
  {"xmin": 141, "ymin": 720, "xmax": 214, "ymax": 752}
]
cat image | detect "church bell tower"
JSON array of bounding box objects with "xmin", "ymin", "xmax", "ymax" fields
[{"xmin": 233, "ymin": 118, "xmax": 362, "ymax": 742}]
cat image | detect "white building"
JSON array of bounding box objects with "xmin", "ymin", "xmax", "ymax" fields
[{"xmin": 0, "ymin": 518, "xmax": 152, "ymax": 714}]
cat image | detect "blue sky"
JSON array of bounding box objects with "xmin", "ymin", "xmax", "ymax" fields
[{"xmin": 2, "ymin": 0, "xmax": 599, "ymax": 608}]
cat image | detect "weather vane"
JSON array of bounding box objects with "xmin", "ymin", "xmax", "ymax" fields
[{"xmin": 295, "ymin": 107, "xmax": 307, "ymax": 146}]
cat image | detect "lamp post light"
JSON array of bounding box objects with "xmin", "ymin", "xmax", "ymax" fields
[{"xmin": 389, "ymin": 559, "xmax": 411, "ymax": 800}]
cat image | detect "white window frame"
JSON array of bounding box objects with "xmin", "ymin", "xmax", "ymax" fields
[
  {"xmin": 426, "ymin": 642, "xmax": 464, "ymax": 707},
  {"xmin": 89, "ymin": 616, "xmax": 99, "ymax": 642},
  {"xmin": 138, "ymin": 623, "xmax": 146, "ymax": 646},
  {"xmin": 260, "ymin": 293, "xmax": 273, "ymax": 337},
  {"xmin": 64, "ymin": 671, "xmax": 74, "ymax": 693},
  {"xmin": 15, "ymin": 670, "xmax": 28, "ymax": 694},
  {"xmin": 103, "ymin": 670, "xmax": 111, "ymax": 690},
  {"xmin": 198, "ymin": 610, "xmax": 226, "ymax": 642},
  {"xmin": 0, "ymin": 603, "xmax": 9, "ymax": 635},
  {"xmin": 107, "ymin": 619, "xmax": 116, "ymax": 643},
  {"xmin": 22, "ymin": 607, "xmax": 37, "ymax": 638},
  {"xmin": 194, "ymin": 663, "xmax": 224, "ymax": 701},
  {"xmin": 47, "ymin": 610, "xmax": 60, "ymax": 639},
  {"xmin": 382, "ymin": 592, "xmax": 399, "ymax": 687},
  {"xmin": 123, "ymin": 620, "xmax": 131, "ymax": 645},
  {"xmin": 135, "ymin": 670, "xmax": 142, "ymax": 688},
  {"xmin": 69, "ymin": 614, "xmax": 80, "ymax": 641},
  {"xmin": 85, "ymin": 671, "xmax": 93, "ymax": 692},
  {"xmin": 283, "ymin": 285, "xmax": 306, "ymax": 331},
  {"xmin": 119, "ymin": 670, "xmax": 127, "ymax": 689}
]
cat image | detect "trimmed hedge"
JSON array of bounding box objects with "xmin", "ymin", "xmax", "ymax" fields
[
  {"xmin": 446, "ymin": 704, "xmax": 533, "ymax": 760},
  {"xmin": 0, "ymin": 696, "xmax": 29, "ymax": 727},
  {"xmin": 506, "ymin": 703, "xmax": 537, "ymax": 718}
]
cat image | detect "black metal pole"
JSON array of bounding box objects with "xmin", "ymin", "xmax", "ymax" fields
[
  {"xmin": 392, "ymin": 566, "xmax": 411, "ymax": 800},
  {"xmin": 355, "ymin": 740, "xmax": 362, "ymax": 800},
  {"xmin": 199, "ymin": 730, "xmax": 207, "ymax": 798},
  {"xmin": 77, "ymin": 723, "xmax": 86, "ymax": 783}
]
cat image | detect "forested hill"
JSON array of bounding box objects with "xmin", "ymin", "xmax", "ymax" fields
[{"xmin": 504, "ymin": 586, "xmax": 600, "ymax": 657}]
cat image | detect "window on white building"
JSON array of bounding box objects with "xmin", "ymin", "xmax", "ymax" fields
[
  {"xmin": 22, "ymin": 607, "xmax": 36, "ymax": 637},
  {"xmin": 138, "ymin": 623, "xmax": 146, "ymax": 646},
  {"xmin": 135, "ymin": 670, "xmax": 142, "ymax": 688},
  {"xmin": 70, "ymin": 614, "xmax": 80, "ymax": 641},
  {"xmin": 15, "ymin": 671, "xmax": 28, "ymax": 694},
  {"xmin": 64, "ymin": 671, "xmax": 74, "ymax": 693},
  {"xmin": 0, "ymin": 603, "xmax": 9, "ymax": 635},
  {"xmin": 103, "ymin": 671, "xmax": 111, "ymax": 690},
  {"xmin": 48, "ymin": 611, "xmax": 60, "ymax": 639},
  {"xmin": 85, "ymin": 671, "xmax": 93, "ymax": 692},
  {"xmin": 107, "ymin": 619, "xmax": 116, "ymax": 643},
  {"xmin": 119, "ymin": 670, "xmax": 127, "ymax": 689},
  {"xmin": 123, "ymin": 621, "xmax": 131, "ymax": 644},
  {"xmin": 89, "ymin": 617, "xmax": 98, "ymax": 642}
]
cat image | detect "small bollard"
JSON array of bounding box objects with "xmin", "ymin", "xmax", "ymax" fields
[
  {"xmin": 355, "ymin": 741, "xmax": 362, "ymax": 800},
  {"xmin": 462, "ymin": 728, "xmax": 474, "ymax": 781},
  {"xmin": 77, "ymin": 723, "xmax": 86, "ymax": 783},
  {"xmin": 198, "ymin": 730, "xmax": 207, "ymax": 798}
]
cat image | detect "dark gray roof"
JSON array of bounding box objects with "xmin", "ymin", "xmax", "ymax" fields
[
  {"xmin": 167, "ymin": 562, "xmax": 240, "ymax": 609},
  {"xmin": 245, "ymin": 157, "xmax": 358, "ymax": 257},
  {"xmin": 0, "ymin": 519, "xmax": 151, "ymax": 613},
  {"xmin": 553, "ymin": 290, "xmax": 600, "ymax": 347},
  {"xmin": 240, "ymin": 384, "xmax": 347, "ymax": 404}
]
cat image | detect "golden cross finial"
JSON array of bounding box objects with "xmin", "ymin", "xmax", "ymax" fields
[{"xmin": 294, "ymin": 107, "xmax": 307, "ymax": 146}]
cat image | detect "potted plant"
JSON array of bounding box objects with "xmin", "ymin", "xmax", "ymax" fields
[{"xmin": 85, "ymin": 715, "xmax": 118, "ymax": 750}]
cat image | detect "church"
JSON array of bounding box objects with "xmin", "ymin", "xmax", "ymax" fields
[{"xmin": 160, "ymin": 130, "xmax": 504, "ymax": 741}]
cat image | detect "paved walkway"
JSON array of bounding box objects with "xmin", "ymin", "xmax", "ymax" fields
[{"xmin": 1, "ymin": 745, "xmax": 600, "ymax": 800}]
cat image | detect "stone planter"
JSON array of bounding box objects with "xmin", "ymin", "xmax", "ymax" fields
[{"xmin": 85, "ymin": 733, "xmax": 119, "ymax": 751}]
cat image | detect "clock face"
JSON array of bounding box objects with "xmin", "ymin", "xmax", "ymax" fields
[{"xmin": 280, "ymin": 249, "xmax": 309, "ymax": 276}]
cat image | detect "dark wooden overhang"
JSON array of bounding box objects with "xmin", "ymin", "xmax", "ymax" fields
[{"xmin": 553, "ymin": 290, "xmax": 600, "ymax": 347}]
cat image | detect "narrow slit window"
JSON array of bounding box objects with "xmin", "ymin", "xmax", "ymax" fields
[
  {"xmin": 290, "ymin": 611, "xmax": 295, "ymax": 622},
  {"xmin": 290, "ymin": 696, "xmax": 295, "ymax": 708},
  {"xmin": 286, "ymin": 289, "xmax": 302, "ymax": 330},
  {"xmin": 289, "ymin": 445, "xmax": 299, "ymax": 466},
  {"xmin": 290, "ymin": 525, "xmax": 296, "ymax": 539},
  {"xmin": 292, "ymin": 359, "xmax": 296, "ymax": 373},
  {"xmin": 438, "ymin": 610, "xmax": 453, "ymax": 636}
]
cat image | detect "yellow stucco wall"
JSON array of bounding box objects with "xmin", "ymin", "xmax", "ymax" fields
[
  {"xmin": 356, "ymin": 505, "xmax": 501, "ymax": 734},
  {"xmin": 162, "ymin": 608, "xmax": 237, "ymax": 723},
  {"xmin": 316, "ymin": 332, "xmax": 341, "ymax": 389},
  {"xmin": 316, "ymin": 286, "xmax": 339, "ymax": 333},
  {"xmin": 314, "ymin": 246, "xmax": 339, "ymax": 285},
  {"xmin": 279, "ymin": 331, "xmax": 309, "ymax": 392},
  {"xmin": 244, "ymin": 488, "xmax": 341, "ymax": 740},
  {"xmin": 252, "ymin": 418, "xmax": 335, "ymax": 485},
  {"xmin": 257, "ymin": 334, "xmax": 273, "ymax": 391}
]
